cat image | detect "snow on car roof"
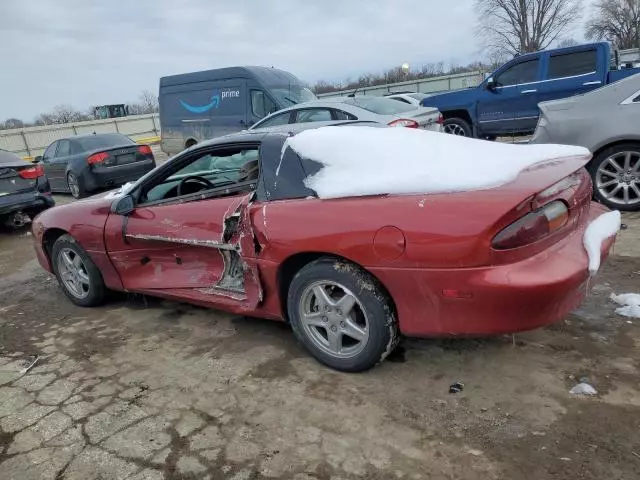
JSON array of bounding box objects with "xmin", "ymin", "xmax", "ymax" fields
[{"xmin": 284, "ymin": 126, "xmax": 590, "ymax": 199}]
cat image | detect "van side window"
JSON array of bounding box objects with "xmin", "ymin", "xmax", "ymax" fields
[
  {"xmin": 251, "ymin": 90, "xmax": 277, "ymax": 119},
  {"xmin": 548, "ymin": 50, "xmax": 597, "ymax": 80},
  {"xmin": 496, "ymin": 59, "xmax": 539, "ymax": 87}
]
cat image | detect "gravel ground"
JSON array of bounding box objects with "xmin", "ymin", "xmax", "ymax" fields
[{"xmin": 0, "ymin": 151, "xmax": 639, "ymax": 479}]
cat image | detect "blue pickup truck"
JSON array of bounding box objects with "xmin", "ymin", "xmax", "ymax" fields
[{"xmin": 422, "ymin": 42, "xmax": 640, "ymax": 138}]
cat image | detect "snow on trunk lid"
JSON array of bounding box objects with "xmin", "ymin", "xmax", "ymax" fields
[{"xmin": 284, "ymin": 126, "xmax": 590, "ymax": 200}]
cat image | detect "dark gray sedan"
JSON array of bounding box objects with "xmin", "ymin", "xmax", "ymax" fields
[
  {"xmin": 531, "ymin": 73, "xmax": 640, "ymax": 211},
  {"xmin": 37, "ymin": 133, "xmax": 156, "ymax": 199},
  {"xmin": 0, "ymin": 149, "xmax": 55, "ymax": 228}
]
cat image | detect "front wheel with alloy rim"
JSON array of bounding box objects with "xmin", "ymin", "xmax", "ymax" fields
[
  {"xmin": 52, "ymin": 234, "xmax": 106, "ymax": 307},
  {"xmin": 589, "ymin": 144, "xmax": 640, "ymax": 211},
  {"xmin": 442, "ymin": 117, "xmax": 472, "ymax": 137},
  {"xmin": 287, "ymin": 258, "xmax": 399, "ymax": 372},
  {"xmin": 66, "ymin": 172, "xmax": 85, "ymax": 199}
]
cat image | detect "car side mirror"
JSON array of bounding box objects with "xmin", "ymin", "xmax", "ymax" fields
[
  {"xmin": 486, "ymin": 77, "xmax": 497, "ymax": 90},
  {"xmin": 33, "ymin": 156, "xmax": 43, "ymax": 163},
  {"xmin": 112, "ymin": 195, "xmax": 135, "ymax": 216}
]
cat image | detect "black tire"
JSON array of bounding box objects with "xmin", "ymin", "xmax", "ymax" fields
[
  {"xmin": 287, "ymin": 258, "xmax": 399, "ymax": 372},
  {"xmin": 51, "ymin": 234, "xmax": 106, "ymax": 307},
  {"xmin": 588, "ymin": 143, "xmax": 640, "ymax": 211},
  {"xmin": 185, "ymin": 139, "xmax": 197, "ymax": 149},
  {"xmin": 66, "ymin": 172, "xmax": 86, "ymax": 199},
  {"xmin": 443, "ymin": 117, "xmax": 473, "ymax": 137}
]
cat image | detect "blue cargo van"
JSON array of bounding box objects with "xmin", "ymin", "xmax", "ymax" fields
[{"xmin": 159, "ymin": 66, "xmax": 316, "ymax": 154}]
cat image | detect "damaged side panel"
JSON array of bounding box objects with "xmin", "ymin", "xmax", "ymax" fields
[{"xmin": 105, "ymin": 193, "xmax": 264, "ymax": 309}]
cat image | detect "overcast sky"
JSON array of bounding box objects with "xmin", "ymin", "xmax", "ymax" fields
[{"xmin": 0, "ymin": 0, "xmax": 588, "ymax": 120}]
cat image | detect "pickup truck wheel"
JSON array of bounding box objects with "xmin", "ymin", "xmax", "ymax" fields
[
  {"xmin": 589, "ymin": 144, "xmax": 640, "ymax": 211},
  {"xmin": 443, "ymin": 118, "xmax": 472, "ymax": 137}
]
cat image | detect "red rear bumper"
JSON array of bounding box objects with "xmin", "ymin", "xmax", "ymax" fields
[{"xmin": 371, "ymin": 202, "xmax": 615, "ymax": 337}]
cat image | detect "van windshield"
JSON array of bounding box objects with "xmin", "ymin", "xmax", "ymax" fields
[{"xmin": 268, "ymin": 84, "xmax": 317, "ymax": 106}]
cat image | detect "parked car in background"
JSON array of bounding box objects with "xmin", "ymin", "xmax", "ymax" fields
[
  {"xmin": 249, "ymin": 97, "xmax": 443, "ymax": 131},
  {"xmin": 159, "ymin": 66, "xmax": 317, "ymax": 155},
  {"xmin": 384, "ymin": 92, "xmax": 432, "ymax": 105},
  {"xmin": 36, "ymin": 133, "xmax": 156, "ymax": 199},
  {"xmin": 422, "ymin": 42, "xmax": 640, "ymax": 138},
  {"xmin": 32, "ymin": 122, "xmax": 615, "ymax": 372},
  {"xmin": 530, "ymin": 73, "xmax": 640, "ymax": 211},
  {"xmin": 0, "ymin": 149, "xmax": 54, "ymax": 228}
]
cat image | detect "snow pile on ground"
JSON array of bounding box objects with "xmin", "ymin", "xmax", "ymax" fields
[
  {"xmin": 610, "ymin": 292, "xmax": 640, "ymax": 319},
  {"xmin": 284, "ymin": 126, "xmax": 590, "ymax": 199},
  {"xmin": 583, "ymin": 210, "xmax": 621, "ymax": 274}
]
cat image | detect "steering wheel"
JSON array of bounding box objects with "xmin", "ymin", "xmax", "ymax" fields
[{"xmin": 176, "ymin": 175, "xmax": 215, "ymax": 197}]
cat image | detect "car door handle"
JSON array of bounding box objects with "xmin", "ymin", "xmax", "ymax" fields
[
  {"xmin": 583, "ymin": 81, "xmax": 602, "ymax": 86},
  {"xmin": 521, "ymin": 89, "xmax": 537, "ymax": 94}
]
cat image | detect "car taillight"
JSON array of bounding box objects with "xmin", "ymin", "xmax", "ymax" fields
[
  {"xmin": 437, "ymin": 113, "xmax": 444, "ymax": 125},
  {"xmin": 388, "ymin": 119, "xmax": 419, "ymax": 128},
  {"xmin": 138, "ymin": 145, "xmax": 152, "ymax": 155},
  {"xmin": 492, "ymin": 201, "xmax": 569, "ymax": 250},
  {"xmin": 18, "ymin": 165, "xmax": 45, "ymax": 179},
  {"xmin": 87, "ymin": 152, "xmax": 109, "ymax": 165}
]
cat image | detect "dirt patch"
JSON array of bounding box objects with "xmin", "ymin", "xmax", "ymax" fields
[{"xmin": 0, "ymin": 214, "xmax": 639, "ymax": 479}]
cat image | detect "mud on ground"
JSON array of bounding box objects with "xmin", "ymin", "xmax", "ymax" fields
[{"xmin": 0, "ymin": 209, "xmax": 639, "ymax": 480}]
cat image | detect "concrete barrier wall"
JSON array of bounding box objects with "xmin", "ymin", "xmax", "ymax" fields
[
  {"xmin": 0, "ymin": 114, "xmax": 160, "ymax": 159},
  {"xmin": 317, "ymin": 71, "xmax": 484, "ymax": 98}
]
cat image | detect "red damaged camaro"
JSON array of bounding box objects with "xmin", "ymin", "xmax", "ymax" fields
[{"xmin": 32, "ymin": 122, "xmax": 618, "ymax": 372}]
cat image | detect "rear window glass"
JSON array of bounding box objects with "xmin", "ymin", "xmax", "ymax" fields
[
  {"xmin": 77, "ymin": 134, "xmax": 134, "ymax": 151},
  {"xmin": 348, "ymin": 97, "xmax": 417, "ymax": 115},
  {"xmin": 548, "ymin": 50, "xmax": 597, "ymax": 79}
]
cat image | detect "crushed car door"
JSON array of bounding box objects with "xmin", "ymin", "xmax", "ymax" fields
[{"xmin": 104, "ymin": 145, "xmax": 263, "ymax": 309}]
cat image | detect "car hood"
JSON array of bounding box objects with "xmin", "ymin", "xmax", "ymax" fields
[{"xmin": 421, "ymin": 88, "xmax": 478, "ymax": 108}]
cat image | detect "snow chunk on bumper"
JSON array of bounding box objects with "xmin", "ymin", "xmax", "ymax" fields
[
  {"xmin": 583, "ymin": 210, "xmax": 621, "ymax": 274},
  {"xmin": 285, "ymin": 126, "xmax": 590, "ymax": 199}
]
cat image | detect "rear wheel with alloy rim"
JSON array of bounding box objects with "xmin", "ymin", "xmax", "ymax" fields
[
  {"xmin": 66, "ymin": 172, "xmax": 85, "ymax": 199},
  {"xmin": 287, "ymin": 258, "xmax": 399, "ymax": 372},
  {"xmin": 589, "ymin": 144, "xmax": 640, "ymax": 211}
]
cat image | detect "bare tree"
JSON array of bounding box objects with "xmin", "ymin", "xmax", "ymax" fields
[
  {"xmin": 2, "ymin": 118, "xmax": 24, "ymax": 130},
  {"xmin": 36, "ymin": 105, "xmax": 87, "ymax": 124},
  {"xmin": 557, "ymin": 37, "xmax": 580, "ymax": 47},
  {"xmin": 475, "ymin": 0, "xmax": 581, "ymax": 56},
  {"xmin": 128, "ymin": 90, "xmax": 159, "ymax": 115},
  {"xmin": 138, "ymin": 90, "xmax": 159, "ymax": 114},
  {"xmin": 586, "ymin": 0, "xmax": 640, "ymax": 49}
]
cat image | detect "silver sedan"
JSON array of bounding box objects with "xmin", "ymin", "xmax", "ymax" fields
[
  {"xmin": 530, "ymin": 73, "xmax": 640, "ymax": 211},
  {"xmin": 249, "ymin": 97, "xmax": 443, "ymax": 132}
]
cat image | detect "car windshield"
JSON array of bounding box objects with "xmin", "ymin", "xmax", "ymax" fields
[
  {"xmin": 408, "ymin": 93, "xmax": 429, "ymax": 101},
  {"xmin": 77, "ymin": 134, "xmax": 134, "ymax": 151},
  {"xmin": 269, "ymin": 84, "xmax": 317, "ymax": 106},
  {"xmin": 349, "ymin": 97, "xmax": 418, "ymax": 115}
]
